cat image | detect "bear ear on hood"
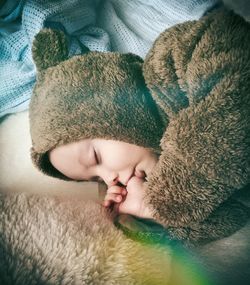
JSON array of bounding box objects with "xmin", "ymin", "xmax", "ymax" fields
[{"xmin": 32, "ymin": 28, "xmax": 68, "ymax": 72}]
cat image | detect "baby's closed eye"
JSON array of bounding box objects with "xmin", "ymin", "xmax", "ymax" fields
[{"xmin": 90, "ymin": 176, "xmax": 103, "ymax": 182}]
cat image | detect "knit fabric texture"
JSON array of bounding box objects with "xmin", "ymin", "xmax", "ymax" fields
[{"xmin": 0, "ymin": 0, "xmax": 219, "ymax": 118}]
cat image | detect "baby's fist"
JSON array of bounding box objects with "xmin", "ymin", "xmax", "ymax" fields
[
  {"xmin": 103, "ymin": 185, "xmax": 127, "ymax": 207},
  {"xmin": 117, "ymin": 177, "xmax": 154, "ymax": 219}
]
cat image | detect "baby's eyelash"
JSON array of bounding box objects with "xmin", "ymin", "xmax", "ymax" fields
[
  {"xmin": 90, "ymin": 176, "xmax": 103, "ymax": 182},
  {"xmin": 94, "ymin": 149, "xmax": 99, "ymax": 164}
]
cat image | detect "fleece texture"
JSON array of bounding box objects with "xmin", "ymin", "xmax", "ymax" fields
[
  {"xmin": 29, "ymin": 8, "xmax": 250, "ymax": 244},
  {"xmin": 143, "ymin": 8, "xmax": 250, "ymax": 243},
  {"xmin": 0, "ymin": 193, "xmax": 174, "ymax": 285}
]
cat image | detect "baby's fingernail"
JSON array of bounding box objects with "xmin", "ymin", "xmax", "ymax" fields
[
  {"xmin": 116, "ymin": 196, "xmax": 122, "ymax": 202},
  {"xmin": 122, "ymin": 190, "xmax": 127, "ymax": 195}
]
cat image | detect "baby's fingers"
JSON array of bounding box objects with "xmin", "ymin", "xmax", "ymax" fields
[
  {"xmin": 107, "ymin": 186, "xmax": 127, "ymax": 196},
  {"xmin": 103, "ymin": 193, "xmax": 123, "ymax": 207}
]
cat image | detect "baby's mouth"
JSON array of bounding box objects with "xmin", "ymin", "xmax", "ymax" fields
[
  {"xmin": 116, "ymin": 181, "xmax": 125, "ymax": 188},
  {"xmin": 117, "ymin": 169, "xmax": 146, "ymax": 189}
]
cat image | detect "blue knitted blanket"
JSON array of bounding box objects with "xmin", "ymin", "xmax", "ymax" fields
[{"xmin": 0, "ymin": 0, "xmax": 219, "ymax": 118}]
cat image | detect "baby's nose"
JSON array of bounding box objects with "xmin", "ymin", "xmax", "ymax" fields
[{"xmin": 107, "ymin": 176, "xmax": 119, "ymax": 187}]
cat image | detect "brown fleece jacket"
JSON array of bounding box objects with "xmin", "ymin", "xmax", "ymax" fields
[
  {"xmin": 29, "ymin": 9, "xmax": 250, "ymax": 244},
  {"xmin": 143, "ymin": 8, "xmax": 250, "ymax": 243}
]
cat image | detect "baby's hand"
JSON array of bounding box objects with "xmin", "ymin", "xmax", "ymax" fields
[
  {"xmin": 117, "ymin": 176, "xmax": 153, "ymax": 219},
  {"xmin": 103, "ymin": 185, "xmax": 127, "ymax": 208},
  {"xmin": 103, "ymin": 177, "xmax": 154, "ymax": 219}
]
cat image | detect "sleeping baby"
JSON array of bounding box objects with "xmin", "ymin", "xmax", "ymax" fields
[
  {"xmin": 49, "ymin": 138, "xmax": 157, "ymax": 219},
  {"xmin": 29, "ymin": 8, "xmax": 250, "ymax": 244}
]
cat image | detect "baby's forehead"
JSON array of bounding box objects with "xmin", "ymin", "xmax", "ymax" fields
[{"xmin": 49, "ymin": 139, "xmax": 90, "ymax": 160}]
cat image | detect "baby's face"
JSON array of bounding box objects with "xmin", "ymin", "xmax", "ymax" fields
[{"xmin": 49, "ymin": 139, "xmax": 158, "ymax": 187}]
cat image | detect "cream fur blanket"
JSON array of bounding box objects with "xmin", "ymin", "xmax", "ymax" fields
[{"xmin": 0, "ymin": 193, "xmax": 176, "ymax": 284}]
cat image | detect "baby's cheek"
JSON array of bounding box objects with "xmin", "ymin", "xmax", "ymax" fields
[{"xmin": 126, "ymin": 176, "xmax": 144, "ymax": 192}]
